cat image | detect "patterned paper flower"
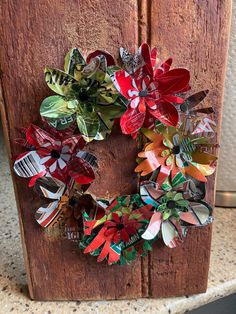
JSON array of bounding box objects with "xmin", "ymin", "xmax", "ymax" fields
[
  {"xmin": 104, "ymin": 212, "xmax": 143, "ymax": 243},
  {"xmin": 13, "ymin": 124, "xmax": 97, "ymax": 186},
  {"xmin": 40, "ymin": 48, "xmax": 127, "ymax": 142},
  {"xmin": 135, "ymin": 124, "xmax": 217, "ymax": 183},
  {"xmin": 80, "ymin": 195, "xmax": 153, "ymax": 265},
  {"xmin": 112, "ymin": 43, "xmax": 190, "ymax": 137},
  {"xmin": 33, "ymin": 176, "xmax": 69, "ymax": 227},
  {"xmin": 140, "ymin": 180, "xmax": 212, "ymax": 248}
]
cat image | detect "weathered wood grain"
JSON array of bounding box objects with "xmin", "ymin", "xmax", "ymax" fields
[
  {"xmin": 144, "ymin": 0, "xmax": 231, "ymax": 297},
  {"xmin": 0, "ymin": 0, "xmax": 143, "ymax": 300},
  {"xmin": 0, "ymin": 0, "xmax": 231, "ymax": 300}
]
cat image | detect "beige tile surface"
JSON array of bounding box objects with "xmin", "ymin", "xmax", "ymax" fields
[{"xmin": 0, "ymin": 129, "xmax": 236, "ymax": 314}]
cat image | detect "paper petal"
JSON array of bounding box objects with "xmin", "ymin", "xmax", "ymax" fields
[
  {"xmin": 120, "ymin": 107, "xmax": 145, "ymax": 135},
  {"xmin": 161, "ymin": 219, "xmax": 182, "ymax": 248},
  {"xmin": 35, "ymin": 200, "xmax": 62, "ymax": 228},
  {"xmin": 14, "ymin": 151, "xmax": 46, "ymax": 178},
  {"xmin": 157, "ymin": 68, "xmax": 190, "ymax": 95},
  {"xmin": 180, "ymin": 202, "xmax": 210, "ymax": 226},
  {"xmin": 142, "ymin": 212, "xmax": 162, "ymax": 240},
  {"xmin": 44, "ymin": 67, "xmax": 77, "ymax": 96},
  {"xmin": 34, "ymin": 176, "xmax": 66, "ymax": 200},
  {"xmin": 40, "ymin": 95, "xmax": 77, "ymax": 119},
  {"xmin": 149, "ymin": 102, "xmax": 179, "ymax": 127}
]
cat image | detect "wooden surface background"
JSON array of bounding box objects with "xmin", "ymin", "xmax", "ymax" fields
[{"xmin": 0, "ymin": 0, "xmax": 231, "ymax": 300}]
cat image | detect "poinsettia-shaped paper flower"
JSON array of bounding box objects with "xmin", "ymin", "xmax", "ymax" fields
[
  {"xmin": 140, "ymin": 180, "xmax": 212, "ymax": 248},
  {"xmin": 135, "ymin": 124, "xmax": 217, "ymax": 183},
  {"xmin": 80, "ymin": 195, "xmax": 152, "ymax": 265},
  {"xmin": 13, "ymin": 124, "xmax": 97, "ymax": 186},
  {"xmin": 40, "ymin": 48, "xmax": 127, "ymax": 142},
  {"xmin": 112, "ymin": 43, "xmax": 190, "ymax": 137}
]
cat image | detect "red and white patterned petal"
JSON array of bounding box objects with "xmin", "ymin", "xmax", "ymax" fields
[
  {"xmin": 68, "ymin": 155, "xmax": 96, "ymax": 184},
  {"xmin": 120, "ymin": 107, "xmax": 145, "ymax": 135},
  {"xmin": 142, "ymin": 212, "xmax": 162, "ymax": 240},
  {"xmin": 161, "ymin": 218, "xmax": 182, "ymax": 248},
  {"xmin": 149, "ymin": 102, "xmax": 179, "ymax": 127},
  {"xmin": 113, "ymin": 70, "xmax": 136, "ymax": 99},
  {"xmin": 14, "ymin": 151, "xmax": 46, "ymax": 178}
]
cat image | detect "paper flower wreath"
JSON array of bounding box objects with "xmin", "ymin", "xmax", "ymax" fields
[{"xmin": 13, "ymin": 43, "xmax": 217, "ymax": 265}]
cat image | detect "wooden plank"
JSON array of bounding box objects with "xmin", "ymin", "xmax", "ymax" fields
[
  {"xmin": 0, "ymin": 0, "xmax": 231, "ymax": 300},
  {"xmin": 144, "ymin": 0, "xmax": 231, "ymax": 297},
  {"xmin": 0, "ymin": 0, "xmax": 144, "ymax": 300}
]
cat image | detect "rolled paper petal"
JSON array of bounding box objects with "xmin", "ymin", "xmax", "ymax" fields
[
  {"xmin": 108, "ymin": 243, "xmax": 122, "ymax": 265},
  {"xmin": 86, "ymin": 50, "xmax": 115, "ymax": 66},
  {"xmin": 150, "ymin": 47, "xmax": 158, "ymax": 67},
  {"xmin": 40, "ymin": 96, "xmax": 78, "ymax": 120},
  {"xmin": 26, "ymin": 124, "xmax": 57, "ymax": 148},
  {"xmin": 154, "ymin": 58, "xmax": 173, "ymax": 77},
  {"xmin": 142, "ymin": 212, "xmax": 162, "ymax": 240},
  {"xmin": 138, "ymin": 98, "xmax": 146, "ymax": 113},
  {"xmin": 149, "ymin": 102, "xmax": 179, "ymax": 127},
  {"xmin": 138, "ymin": 42, "xmax": 153, "ymax": 78},
  {"xmin": 84, "ymin": 220, "xmax": 98, "ymax": 235},
  {"xmin": 161, "ymin": 218, "xmax": 182, "ymax": 248},
  {"xmin": 157, "ymin": 68, "xmax": 190, "ymax": 95},
  {"xmin": 97, "ymin": 238, "xmax": 113, "ymax": 262},
  {"xmin": 120, "ymin": 107, "xmax": 145, "ymax": 135},
  {"xmin": 180, "ymin": 202, "xmax": 210, "ymax": 226},
  {"xmin": 111, "ymin": 212, "xmax": 121, "ymax": 224}
]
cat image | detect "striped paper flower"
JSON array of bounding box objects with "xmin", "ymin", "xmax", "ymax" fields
[{"xmin": 140, "ymin": 180, "xmax": 212, "ymax": 248}]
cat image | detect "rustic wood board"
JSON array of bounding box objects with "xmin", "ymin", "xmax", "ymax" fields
[{"xmin": 0, "ymin": 0, "xmax": 231, "ymax": 300}]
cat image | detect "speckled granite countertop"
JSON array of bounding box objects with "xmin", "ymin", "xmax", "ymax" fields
[{"xmin": 0, "ymin": 129, "xmax": 236, "ymax": 314}]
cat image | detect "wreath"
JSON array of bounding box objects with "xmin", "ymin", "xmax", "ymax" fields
[{"xmin": 13, "ymin": 43, "xmax": 217, "ymax": 265}]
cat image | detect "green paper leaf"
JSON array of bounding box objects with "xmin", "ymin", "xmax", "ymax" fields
[
  {"xmin": 174, "ymin": 193, "xmax": 184, "ymax": 201},
  {"xmin": 40, "ymin": 95, "xmax": 77, "ymax": 119},
  {"xmin": 44, "ymin": 115, "xmax": 76, "ymax": 130},
  {"xmin": 76, "ymin": 108, "xmax": 100, "ymax": 142},
  {"xmin": 163, "ymin": 211, "xmax": 171, "ymax": 220},
  {"xmin": 44, "ymin": 67, "xmax": 78, "ymax": 96},
  {"xmin": 177, "ymin": 199, "xmax": 189, "ymax": 207},
  {"xmin": 64, "ymin": 48, "xmax": 86, "ymax": 77}
]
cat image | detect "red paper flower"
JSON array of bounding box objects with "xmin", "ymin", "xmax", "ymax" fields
[
  {"xmin": 113, "ymin": 43, "xmax": 190, "ymax": 137},
  {"xmin": 14, "ymin": 124, "xmax": 97, "ymax": 186},
  {"xmin": 104, "ymin": 212, "xmax": 142, "ymax": 243}
]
